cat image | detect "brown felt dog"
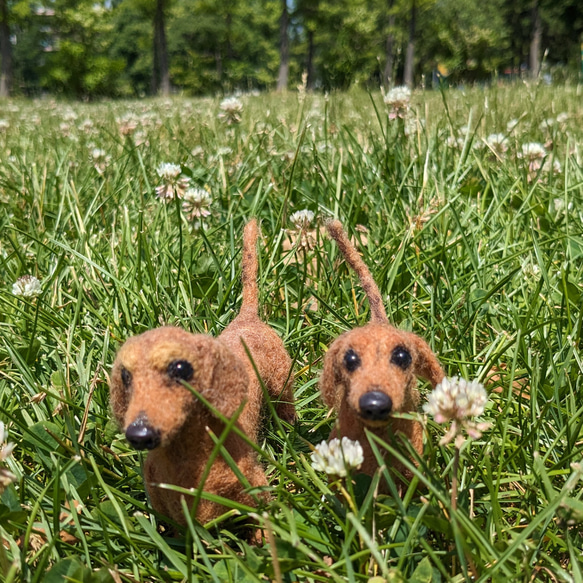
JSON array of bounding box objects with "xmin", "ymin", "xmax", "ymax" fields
[
  {"xmin": 109, "ymin": 219, "xmax": 295, "ymax": 527},
  {"xmin": 320, "ymin": 220, "xmax": 444, "ymax": 484}
]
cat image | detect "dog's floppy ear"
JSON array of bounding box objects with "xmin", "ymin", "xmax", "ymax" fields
[
  {"xmin": 110, "ymin": 337, "xmax": 141, "ymax": 427},
  {"xmin": 408, "ymin": 333, "xmax": 445, "ymax": 388},
  {"xmin": 202, "ymin": 341, "xmax": 250, "ymax": 419},
  {"xmin": 110, "ymin": 360, "xmax": 129, "ymax": 426},
  {"xmin": 320, "ymin": 339, "xmax": 345, "ymax": 409}
]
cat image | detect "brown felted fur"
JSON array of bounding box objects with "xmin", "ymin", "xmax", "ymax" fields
[
  {"xmin": 109, "ymin": 219, "xmax": 295, "ymax": 527},
  {"xmin": 321, "ymin": 220, "xmax": 444, "ymax": 485}
]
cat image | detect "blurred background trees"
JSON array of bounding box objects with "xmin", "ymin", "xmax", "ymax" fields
[{"xmin": 0, "ymin": 0, "xmax": 581, "ymax": 97}]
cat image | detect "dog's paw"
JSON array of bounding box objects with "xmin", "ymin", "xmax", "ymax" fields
[{"xmin": 275, "ymin": 402, "xmax": 297, "ymax": 425}]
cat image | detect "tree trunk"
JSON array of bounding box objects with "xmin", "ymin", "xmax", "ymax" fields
[
  {"xmin": 151, "ymin": 27, "xmax": 159, "ymax": 95},
  {"xmin": 529, "ymin": 0, "xmax": 542, "ymax": 78},
  {"xmin": 277, "ymin": 0, "xmax": 289, "ymax": 91},
  {"xmin": 306, "ymin": 28, "xmax": 315, "ymax": 89},
  {"xmin": 154, "ymin": 0, "xmax": 170, "ymax": 96},
  {"xmin": 404, "ymin": 0, "xmax": 416, "ymax": 88},
  {"xmin": 383, "ymin": 3, "xmax": 395, "ymax": 88},
  {"xmin": 0, "ymin": 0, "xmax": 12, "ymax": 98}
]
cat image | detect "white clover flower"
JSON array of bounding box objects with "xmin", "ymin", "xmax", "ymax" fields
[
  {"xmin": 91, "ymin": 148, "xmax": 111, "ymax": 175},
  {"xmin": 485, "ymin": 133, "xmax": 508, "ymax": 155},
  {"xmin": 0, "ymin": 119, "xmax": 10, "ymax": 131},
  {"xmin": 383, "ymin": 86, "xmax": 411, "ymax": 120},
  {"xmin": 311, "ymin": 437, "xmax": 364, "ymax": 477},
  {"xmin": 520, "ymin": 142, "xmax": 546, "ymax": 161},
  {"xmin": 539, "ymin": 118, "xmax": 555, "ymax": 131},
  {"xmin": 91, "ymin": 148, "xmax": 107, "ymax": 160},
  {"xmin": 0, "ymin": 422, "xmax": 16, "ymax": 494},
  {"xmin": 59, "ymin": 122, "xmax": 71, "ymax": 136},
  {"xmin": 556, "ymin": 112, "xmax": 569, "ymax": 124},
  {"xmin": 425, "ymin": 377, "xmax": 487, "ymax": 423},
  {"xmin": 155, "ymin": 162, "xmax": 190, "ymax": 200},
  {"xmin": 216, "ymin": 146, "xmax": 233, "ymax": 157},
  {"xmin": 117, "ymin": 114, "xmax": 138, "ymax": 136},
  {"xmin": 288, "ymin": 210, "xmax": 316, "ymax": 251},
  {"xmin": 78, "ymin": 119, "xmax": 94, "ymax": 133},
  {"xmin": 12, "ymin": 275, "xmax": 42, "ymax": 298},
  {"xmin": 218, "ymin": 97, "xmax": 244, "ymax": 125},
  {"xmin": 290, "ymin": 209, "xmax": 314, "ymax": 230},
  {"xmin": 424, "ymin": 377, "xmax": 489, "ymax": 444},
  {"xmin": 182, "ymin": 187, "xmax": 212, "ymax": 222},
  {"xmin": 553, "ymin": 198, "xmax": 573, "ymax": 213}
]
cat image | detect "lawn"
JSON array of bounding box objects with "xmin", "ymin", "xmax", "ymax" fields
[{"xmin": 0, "ymin": 83, "xmax": 582, "ymax": 582}]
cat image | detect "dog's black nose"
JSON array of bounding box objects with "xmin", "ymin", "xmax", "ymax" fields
[
  {"xmin": 125, "ymin": 418, "xmax": 161, "ymax": 450},
  {"xmin": 358, "ymin": 391, "xmax": 392, "ymax": 421}
]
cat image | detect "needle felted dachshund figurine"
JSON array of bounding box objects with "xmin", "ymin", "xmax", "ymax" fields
[
  {"xmin": 320, "ymin": 220, "xmax": 444, "ymax": 484},
  {"xmin": 109, "ymin": 219, "xmax": 295, "ymax": 526}
]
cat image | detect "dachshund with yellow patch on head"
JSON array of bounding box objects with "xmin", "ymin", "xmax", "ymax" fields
[
  {"xmin": 109, "ymin": 219, "xmax": 295, "ymax": 527},
  {"xmin": 320, "ymin": 220, "xmax": 444, "ymax": 486}
]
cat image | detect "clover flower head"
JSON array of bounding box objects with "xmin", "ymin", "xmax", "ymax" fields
[
  {"xmin": 0, "ymin": 119, "xmax": 9, "ymax": 131},
  {"xmin": 311, "ymin": 437, "xmax": 364, "ymax": 477},
  {"xmin": 91, "ymin": 148, "xmax": 111, "ymax": 175},
  {"xmin": 288, "ymin": 209, "xmax": 316, "ymax": 251},
  {"xmin": 12, "ymin": 275, "xmax": 42, "ymax": 298},
  {"xmin": 425, "ymin": 376, "xmax": 487, "ymax": 423},
  {"xmin": 117, "ymin": 114, "xmax": 138, "ymax": 136},
  {"xmin": 556, "ymin": 112, "xmax": 569, "ymax": 124},
  {"xmin": 485, "ymin": 133, "xmax": 508, "ymax": 155},
  {"xmin": 520, "ymin": 142, "xmax": 546, "ymax": 161},
  {"xmin": 218, "ymin": 97, "xmax": 244, "ymax": 125},
  {"xmin": 182, "ymin": 187, "xmax": 212, "ymax": 222},
  {"xmin": 290, "ymin": 209, "xmax": 314, "ymax": 230},
  {"xmin": 383, "ymin": 86, "xmax": 411, "ymax": 120},
  {"xmin": 155, "ymin": 163, "xmax": 190, "ymax": 200},
  {"xmin": 424, "ymin": 377, "xmax": 489, "ymax": 444}
]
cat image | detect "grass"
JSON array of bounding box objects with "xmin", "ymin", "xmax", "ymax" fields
[{"xmin": 0, "ymin": 82, "xmax": 582, "ymax": 582}]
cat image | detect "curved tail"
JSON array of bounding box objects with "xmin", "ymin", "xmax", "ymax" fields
[
  {"xmin": 326, "ymin": 220, "xmax": 388, "ymax": 324},
  {"xmin": 240, "ymin": 219, "xmax": 260, "ymax": 318}
]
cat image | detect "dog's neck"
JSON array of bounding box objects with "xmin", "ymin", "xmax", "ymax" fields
[
  {"xmin": 153, "ymin": 413, "xmax": 244, "ymax": 466},
  {"xmin": 336, "ymin": 401, "xmax": 410, "ymax": 477}
]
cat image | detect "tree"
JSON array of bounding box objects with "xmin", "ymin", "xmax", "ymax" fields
[
  {"xmin": 276, "ymin": 0, "xmax": 289, "ymax": 90},
  {"xmin": 403, "ymin": 0, "xmax": 415, "ymax": 87},
  {"xmin": 529, "ymin": 0, "xmax": 542, "ymax": 76},
  {"xmin": 0, "ymin": 0, "xmax": 12, "ymax": 97},
  {"xmin": 383, "ymin": 0, "xmax": 396, "ymax": 87},
  {"xmin": 153, "ymin": 0, "xmax": 169, "ymax": 94}
]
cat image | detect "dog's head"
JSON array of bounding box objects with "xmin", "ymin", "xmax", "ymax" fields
[
  {"xmin": 320, "ymin": 323, "xmax": 444, "ymax": 428},
  {"xmin": 110, "ymin": 327, "xmax": 249, "ymax": 450}
]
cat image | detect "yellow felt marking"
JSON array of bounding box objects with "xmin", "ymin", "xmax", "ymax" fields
[
  {"xmin": 148, "ymin": 342, "xmax": 190, "ymax": 372},
  {"xmin": 117, "ymin": 344, "xmax": 140, "ymax": 371}
]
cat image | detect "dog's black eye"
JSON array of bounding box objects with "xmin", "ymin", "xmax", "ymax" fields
[
  {"xmin": 167, "ymin": 359, "xmax": 194, "ymax": 382},
  {"xmin": 120, "ymin": 367, "xmax": 132, "ymax": 388},
  {"xmin": 391, "ymin": 345, "xmax": 412, "ymax": 370},
  {"xmin": 343, "ymin": 349, "xmax": 361, "ymax": 372}
]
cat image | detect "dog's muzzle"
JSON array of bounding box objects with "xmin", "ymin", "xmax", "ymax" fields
[
  {"xmin": 125, "ymin": 415, "xmax": 161, "ymax": 450},
  {"xmin": 358, "ymin": 391, "xmax": 392, "ymax": 422}
]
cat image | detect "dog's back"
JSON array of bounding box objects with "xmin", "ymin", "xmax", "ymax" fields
[{"xmin": 219, "ymin": 219, "xmax": 295, "ymax": 436}]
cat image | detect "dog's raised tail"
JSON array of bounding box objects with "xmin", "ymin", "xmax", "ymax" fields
[
  {"xmin": 240, "ymin": 218, "xmax": 260, "ymax": 318},
  {"xmin": 327, "ymin": 220, "xmax": 388, "ymax": 324}
]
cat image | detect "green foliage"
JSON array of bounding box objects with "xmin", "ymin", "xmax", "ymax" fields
[
  {"xmin": 41, "ymin": 0, "xmax": 126, "ymax": 97},
  {"xmin": 3, "ymin": 0, "xmax": 583, "ymax": 97},
  {"xmin": 0, "ymin": 85, "xmax": 582, "ymax": 580}
]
